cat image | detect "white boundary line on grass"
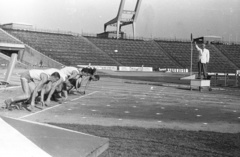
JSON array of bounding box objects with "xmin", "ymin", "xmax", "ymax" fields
[
  {"xmin": 19, "ymin": 91, "xmax": 99, "ymax": 119},
  {"xmin": 0, "ymin": 118, "xmax": 52, "ymax": 157},
  {"xmin": 6, "ymin": 116, "xmax": 102, "ymax": 138}
]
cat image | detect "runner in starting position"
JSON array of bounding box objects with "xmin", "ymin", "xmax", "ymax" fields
[{"xmin": 4, "ymin": 69, "xmax": 61, "ymax": 111}]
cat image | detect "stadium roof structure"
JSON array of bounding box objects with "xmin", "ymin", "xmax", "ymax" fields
[
  {"xmin": 2, "ymin": 23, "xmax": 33, "ymax": 30},
  {"xmin": 193, "ymin": 36, "xmax": 222, "ymax": 43},
  {"xmin": 104, "ymin": 0, "xmax": 142, "ymax": 39}
]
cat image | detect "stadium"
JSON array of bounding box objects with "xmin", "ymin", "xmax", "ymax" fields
[{"xmin": 0, "ymin": 0, "xmax": 240, "ymax": 156}]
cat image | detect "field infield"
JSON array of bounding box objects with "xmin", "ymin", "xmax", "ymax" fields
[
  {"xmin": 1, "ymin": 72, "xmax": 240, "ymax": 133},
  {"xmin": 1, "ymin": 72, "xmax": 240, "ymax": 156}
]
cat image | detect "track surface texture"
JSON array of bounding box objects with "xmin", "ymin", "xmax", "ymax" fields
[{"xmin": 1, "ymin": 71, "xmax": 240, "ymax": 156}]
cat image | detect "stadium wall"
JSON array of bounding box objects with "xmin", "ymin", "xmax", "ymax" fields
[
  {"xmin": 119, "ymin": 66, "xmax": 153, "ymax": 72},
  {"xmin": 0, "ymin": 52, "xmax": 28, "ymax": 68},
  {"xmin": 0, "ymin": 27, "xmax": 63, "ymax": 68},
  {"xmin": 78, "ymin": 65, "xmax": 118, "ymax": 71},
  {"xmin": 19, "ymin": 45, "xmax": 63, "ymax": 68}
]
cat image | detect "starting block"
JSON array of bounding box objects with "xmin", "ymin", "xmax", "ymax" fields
[
  {"xmin": 190, "ymin": 79, "xmax": 212, "ymax": 92},
  {"xmin": 0, "ymin": 81, "xmax": 9, "ymax": 88}
]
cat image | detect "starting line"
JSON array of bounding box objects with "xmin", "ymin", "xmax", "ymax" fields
[{"xmin": 19, "ymin": 91, "xmax": 99, "ymax": 119}]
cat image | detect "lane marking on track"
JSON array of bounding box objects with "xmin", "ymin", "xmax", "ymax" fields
[
  {"xmin": 91, "ymin": 86, "xmax": 240, "ymax": 103},
  {"xmin": 70, "ymin": 91, "xmax": 98, "ymax": 101},
  {"xmin": 19, "ymin": 91, "xmax": 98, "ymax": 119},
  {"xmin": 19, "ymin": 104, "xmax": 62, "ymax": 119},
  {"xmin": 8, "ymin": 116, "xmax": 102, "ymax": 138},
  {"xmin": 89, "ymin": 86, "xmax": 215, "ymax": 97},
  {"xmin": 0, "ymin": 118, "xmax": 52, "ymax": 157}
]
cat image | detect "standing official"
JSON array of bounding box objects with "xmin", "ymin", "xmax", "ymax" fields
[{"xmin": 195, "ymin": 42, "xmax": 210, "ymax": 79}]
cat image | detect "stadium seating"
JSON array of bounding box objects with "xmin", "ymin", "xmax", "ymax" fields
[
  {"xmin": 155, "ymin": 41, "xmax": 237, "ymax": 73},
  {"xmin": 155, "ymin": 41, "xmax": 196, "ymax": 70},
  {"xmin": 0, "ymin": 28, "xmax": 22, "ymax": 44},
  {"xmin": 2, "ymin": 27, "xmax": 239, "ymax": 73},
  {"xmin": 4, "ymin": 29, "xmax": 118, "ymax": 66},
  {"xmin": 86, "ymin": 37, "xmax": 181, "ymax": 68},
  {"xmin": 214, "ymin": 44, "xmax": 240, "ymax": 69},
  {"xmin": 206, "ymin": 45, "xmax": 237, "ymax": 73}
]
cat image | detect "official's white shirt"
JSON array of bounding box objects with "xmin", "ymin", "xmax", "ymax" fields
[
  {"xmin": 196, "ymin": 46, "xmax": 210, "ymax": 64},
  {"xmin": 60, "ymin": 66, "xmax": 79, "ymax": 77}
]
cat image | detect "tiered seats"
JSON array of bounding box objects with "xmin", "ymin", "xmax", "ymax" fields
[
  {"xmin": 156, "ymin": 41, "xmax": 237, "ymax": 73},
  {"xmin": 4, "ymin": 29, "xmax": 118, "ymax": 66},
  {"xmin": 156, "ymin": 41, "xmax": 198, "ymax": 71},
  {"xmin": 3, "ymin": 27, "xmax": 238, "ymax": 72},
  {"xmin": 0, "ymin": 28, "xmax": 22, "ymax": 44},
  {"xmin": 206, "ymin": 45, "xmax": 237, "ymax": 73},
  {"xmin": 214, "ymin": 44, "xmax": 240, "ymax": 69},
  {"xmin": 86, "ymin": 37, "xmax": 180, "ymax": 68}
]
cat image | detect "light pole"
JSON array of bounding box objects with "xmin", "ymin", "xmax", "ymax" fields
[
  {"xmin": 190, "ymin": 33, "xmax": 193, "ymax": 76},
  {"xmin": 236, "ymin": 34, "xmax": 238, "ymax": 43},
  {"xmin": 229, "ymin": 34, "xmax": 232, "ymax": 43}
]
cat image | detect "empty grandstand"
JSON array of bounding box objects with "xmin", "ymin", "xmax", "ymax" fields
[
  {"xmin": 155, "ymin": 40, "xmax": 238, "ymax": 73},
  {"xmin": 3, "ymin": 27, "xmax": 119, "ymax": 67},
  {"xmin": 85, "ymin": 36, "xmax": 181, "ymax": 68},
  {"xmin": 0, "ymin": 23, "xmax": 239, "ymax": 74},
  {"xmin": 214, "ymin": 44, "xmax": 240, "ymax": 68}
]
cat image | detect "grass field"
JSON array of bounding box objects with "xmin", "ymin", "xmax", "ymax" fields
[
  {"xmin": 51, "ymin": 123, "xmax": 240, "ymax": 157},
  {"xmin": 1, "ymin": 70, "xmax": 240, "ymax": 156}
]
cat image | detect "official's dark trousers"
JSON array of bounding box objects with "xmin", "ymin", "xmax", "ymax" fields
[{"xmin": 198, "ymin": 61, "xmax": 207, "ymax": 79}]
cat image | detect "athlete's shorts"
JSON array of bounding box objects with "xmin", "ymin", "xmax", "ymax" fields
[
  {"xmin": 20, "ymin": 71, "xmax": 34, "ymax": 83},
  {"xmin": 68, "ymin": 79, "xmax": 76, "ymax": 87}
]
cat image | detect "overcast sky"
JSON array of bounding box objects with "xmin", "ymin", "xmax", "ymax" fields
[{"xmin": 0, "ymin": 0, "xmax": 239, "ymax": 41}]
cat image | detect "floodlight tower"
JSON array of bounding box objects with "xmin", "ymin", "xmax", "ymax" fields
[{"xmin": 104, "ymin": 0, "xmax": 142, "ymax": 39}]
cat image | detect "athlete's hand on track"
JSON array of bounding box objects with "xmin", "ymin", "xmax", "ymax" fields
[
  {"xmin": 40, "ymin": 101, "xmax": 45, "ymax": 107},
  {"xmin": 45, "ymin": 100, "xmax": 51, "ymax": 106}
]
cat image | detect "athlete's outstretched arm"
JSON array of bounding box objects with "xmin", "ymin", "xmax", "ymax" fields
[
  {"xmin": 30, "ymin": 73, "xmax": 48, "ymax": 107},
  {"xmin": 45, "ymin": 78, "xmax": 63, "ymax": 106}
]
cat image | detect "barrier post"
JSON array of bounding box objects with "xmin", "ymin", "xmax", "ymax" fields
[
  {"xmin": 4, "ymin": 53, "xmax": 18, "ymax": 83},
  {"xmin": 239, "ymin": 74, "xmax": 240, "ymax": 87},
  {"xmin": 215, "ymin": 73, "xmax": 218, "ymax": 86},
  {"xmin": 237, "ymin": 74, "xmax": 239, "ymax": 87},
  {"xmin": 236, "ymin": 70, "xmax": 240, "ymax": 87},
  {"xmin": 224, "ymin": 73, "xmax": 227, "ymax": 86},
  {"xmin": 235, "ymin": 73, "xmax": 237, "ymax": 87}
]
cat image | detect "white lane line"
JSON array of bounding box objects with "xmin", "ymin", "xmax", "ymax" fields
[
  {"xmin": 6, "ymin": 116, "xmax": 102, "ymax": 138},
  {"xmin": 0, "ymin": 118, "xmax": 51, "ymax": 157},
  {"xmin": 19, "ymin": 104, "xmax": 62, "ymax": 119},
  {"xmin": 70, "ymin": 91, "xmax": 98, "ymax": 101},
  {"xmin": 19, "ymin": 91, "xmax": 98, "ymax": 119},
  {"xmin": 93, "ymin": 86, "xmax": 216, "ymax": 100}
]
